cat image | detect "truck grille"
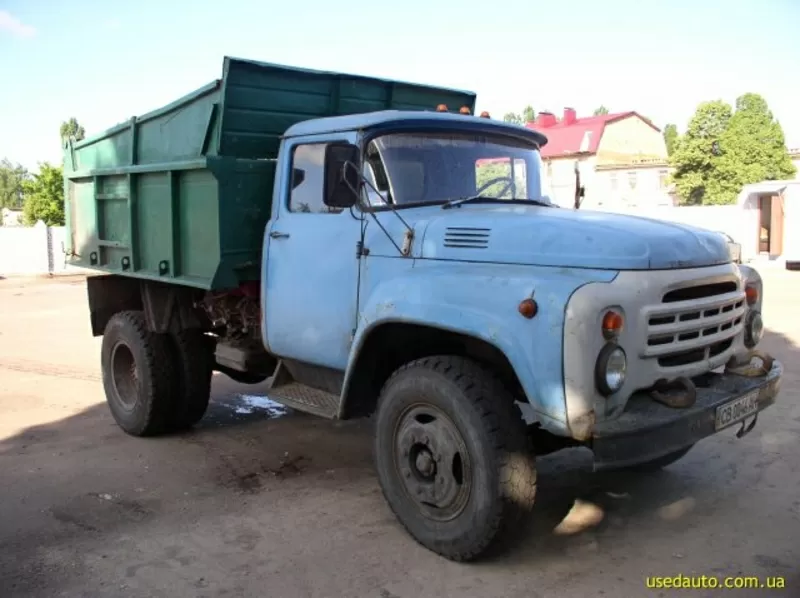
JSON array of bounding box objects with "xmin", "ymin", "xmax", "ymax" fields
[{"xmin": 643, "ymin": 279, "xmax": 745, "ymax": 368}]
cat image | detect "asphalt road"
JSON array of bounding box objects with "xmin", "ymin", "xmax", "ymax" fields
[{"xmin": 0, "ymin": 270, "xmax": 798, "ymax": 598}]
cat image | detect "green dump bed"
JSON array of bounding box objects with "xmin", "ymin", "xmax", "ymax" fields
[{"xmin": 64, "ymin": 56, "xmax": 477, "ymax": 290}]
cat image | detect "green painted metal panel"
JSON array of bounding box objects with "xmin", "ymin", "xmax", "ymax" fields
[
  {"xmin": 63, "ymin": 56, "xmax": 476, "ymax": 290},
  {"xmin": 135, "ymin": 173, "xmax": 173, "ymax": 276}
]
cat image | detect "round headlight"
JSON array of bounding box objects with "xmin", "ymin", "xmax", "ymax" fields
[
  {"xmin": 595, "ymin": 343, "xmax": 627, "ymax": 396},
  {"xmin": 744, "ymin": 310, "xmax": 763, "ymax": 348}
]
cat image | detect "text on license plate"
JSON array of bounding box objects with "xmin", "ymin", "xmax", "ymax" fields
[{"xmin": 715, "ymin": 391, "xmax": 759, "ymax": 431}]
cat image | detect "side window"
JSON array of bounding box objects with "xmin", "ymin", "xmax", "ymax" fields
[
  {"xmin": 363, "ymin": 143, "xmax": 392, "ymax": 206},
  {"xmin": 289, "ymin": 143, "xmax": 340, "ymax": 213},
  {"xmin": 513, "ymin": 158, "xmax": 527, "ymax": 193},
  {"xmin": 475, "ymin": 157, "xmax": 528, "ymax": 198},
  {"xmin": 476, "ymin": 158, "xmax": 511, "ymax": 196},
  {"xmin": 363, "ymin": 140, "xmax": 393, "ymax": 206},
  {"xmin": 363, "ymin": 162, "xmax": 388, "ymax": 206}
]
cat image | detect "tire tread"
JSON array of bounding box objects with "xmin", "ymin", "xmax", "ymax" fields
[
  {"xmin": 168, "ymin": 329, "xmax": 214, "ymax": 430},
  {"xmin": 102, "ymin": 310, "xmax": 175, "ymax": 437},
  {"xmin": 376, "ymin": 355, "xmax": 536, "ymax": 562}
]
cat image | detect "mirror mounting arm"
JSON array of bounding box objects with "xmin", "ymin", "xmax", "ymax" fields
[{"xmin": 341, "ymin": 161, "xmax": 415, "ymax": 258}]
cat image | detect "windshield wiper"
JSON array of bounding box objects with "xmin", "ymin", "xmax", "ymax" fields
[
  {"xmin": 441, "ymin": 196, "xmax": 553, "ymax": 210},
  {"xmin": 441, "ymin": 195, "xmax": 504, "ymax": 209}
]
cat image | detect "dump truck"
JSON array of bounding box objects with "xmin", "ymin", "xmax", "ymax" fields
[{"xmin": 64, "ymin": 56, "xmax": 783, "ymax": 562}]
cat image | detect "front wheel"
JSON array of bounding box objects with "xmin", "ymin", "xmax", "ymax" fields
[{"xmin": 374, "ymin": 356, "xmax": 537, "ymax": 562}]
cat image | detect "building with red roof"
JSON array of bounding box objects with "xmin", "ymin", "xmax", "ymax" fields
[
  {"xmin": 526, "ymin": 109, "xmax": 659, "ymax": 159},
  {"xmin": 524, "ymin": 108, "xmax": 675, "ymax": 209}
]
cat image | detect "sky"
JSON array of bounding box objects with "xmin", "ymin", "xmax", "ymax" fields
[{"xmin": 1, "ymin": 0, "xmax": 799, "ymax": 171}]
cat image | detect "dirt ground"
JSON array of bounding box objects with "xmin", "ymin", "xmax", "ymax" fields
[{"xmin": 0, "ymin": 271, "xmax": 798, "ymax": 598}]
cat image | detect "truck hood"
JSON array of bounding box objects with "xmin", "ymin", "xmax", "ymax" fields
[{"xmin": 418, "ymin": 205, "xmax": 731, "ymax": 270}]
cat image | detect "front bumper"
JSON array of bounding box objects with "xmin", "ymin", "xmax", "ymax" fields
[{"xmin": 591, "ymin": 358, "xmax": 783, "ymax": 471}]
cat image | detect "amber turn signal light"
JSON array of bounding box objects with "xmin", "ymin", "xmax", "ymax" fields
[
  {"xmin": 518, "ymin": 298, "xmax": 538, "ymax": 319},
  {"xmin": 602, "ymin": 310, "xmax": 624, "ymax": 338},
  {"xmin": 745, "ymin": 284, "xmax": 758, "ymax": 305}
]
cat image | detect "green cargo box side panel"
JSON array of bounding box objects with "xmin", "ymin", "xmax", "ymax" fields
[{"xmin": 63, "ymin": 56, "xmax": 477, "ymax": 290}]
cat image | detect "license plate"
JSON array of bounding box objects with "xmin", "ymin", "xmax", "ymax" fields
[{"xmin": 715, "ymin": 390, "xmax": 759, "ymax": 431}]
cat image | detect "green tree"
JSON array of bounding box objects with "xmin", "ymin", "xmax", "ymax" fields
[
  {"xmin": 593, "ymin": 105, "xmax": 610, "ymax": 116},
  {"xmin": 669, "ymin": 100, "xmax": 733, "ymax": 205},
  {"xmin": 22, "ymin": 163, "xmax": 65, "ymax": 226},
  {"xmin": 0, "ymin": 158, "xmax": 29, "ymax": 212},
  {"xmin": 60, "ymin": 117, "xmax": 85, "ymax": 142},
  {"xmin": 718, "ymin": 93, "xmax": 796, "ymax": 185},
  {"xmin": 671, "ymin": 94, "xmax": 796, "ymax": 205},
  {"xmin": 522, "ymin": 105, "xmax": 536, "ymax": 123},
  {"xmin": 663, "ymin": 124, "xmax": 679, "ymax": 156},
  {"xmin": 503, "ymin": 105, "xmax": 536, "ymax": 125},
  {"xmin": 476, "ymin": 160, "xmax": 527, "ymax": 198}
]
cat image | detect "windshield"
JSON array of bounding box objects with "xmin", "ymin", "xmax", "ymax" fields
[{"xmin": 361, "ymin": 131, "xmax": 549, "ymax": 208}]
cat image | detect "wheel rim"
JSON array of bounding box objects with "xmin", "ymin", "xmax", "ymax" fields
[
  {"xmin": 392, "ymin": 403, "xmax": 472, "ymax": 522},
  {"xmin": 110, "ymin": 342, "xmax": 139, "ymax": 411}
]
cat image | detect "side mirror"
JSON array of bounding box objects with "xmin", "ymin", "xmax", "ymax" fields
[{"xmin": 323, "ymin": 143, "xmax": 361, "ymax": 208}]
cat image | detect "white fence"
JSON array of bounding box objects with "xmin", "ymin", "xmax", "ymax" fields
[
  {"xmin": 0, "ymin": 204, "xmax": 760, "ymax": 276},
  {"xmin": 593, "ymin": 204, "xmax": 758, "ymax": 261},
  {"xmin": 0, "ymin": 222, "xmax": 87, "ymax": 276}
]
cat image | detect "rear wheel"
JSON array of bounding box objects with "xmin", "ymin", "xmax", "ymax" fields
[
  {"xmin": 374, "ymin": 356, "xmax": 537, "ymax": 562},
  {"xmin": 101, "ymin": 311, "xmax": 175, "ymax": 437},
  {"xmin": 167, "ymin": 329, "xmax": 214, "ymax": 430}
]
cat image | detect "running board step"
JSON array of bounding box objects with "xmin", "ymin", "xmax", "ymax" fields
[{"xmin": 267, "ymin": 383, "xmax": 340, "ymax": 419}]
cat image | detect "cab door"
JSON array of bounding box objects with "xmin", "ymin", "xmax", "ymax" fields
[{"xmin": 263, "ymin": 134, "xmax": 363, "ymax": 370}]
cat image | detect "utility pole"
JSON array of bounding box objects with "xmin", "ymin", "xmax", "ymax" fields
[{"xmin": 573, "ymin": 160, "xmax": 585, "ymax": 209}]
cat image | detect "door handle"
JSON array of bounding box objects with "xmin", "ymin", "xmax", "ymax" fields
[{"xmin": 269, "ymin": 231, "xmax": 290, "ymax": 239}]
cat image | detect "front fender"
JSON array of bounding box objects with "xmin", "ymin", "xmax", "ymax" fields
[{"xmin": 342, "ymin": 259, "xmax": 617, "ymax": 434}]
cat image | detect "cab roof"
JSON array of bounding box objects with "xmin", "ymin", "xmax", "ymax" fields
[{"xmin": 282, "ymin": 110, "xmax": 549, "ymax": 147}]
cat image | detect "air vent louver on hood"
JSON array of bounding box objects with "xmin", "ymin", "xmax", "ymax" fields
[{"xmin": 443, "ymin": 227, "xmax": 491, "ymax": 249}]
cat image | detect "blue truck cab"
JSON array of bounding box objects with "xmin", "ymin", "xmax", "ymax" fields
[
  {"xmin": 72, "ymin": 60, "xmax": 783, "ymax": 562},
  {"xmin": 262, "ymin": 109, "xmax": 782, "ymax": 559}
]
